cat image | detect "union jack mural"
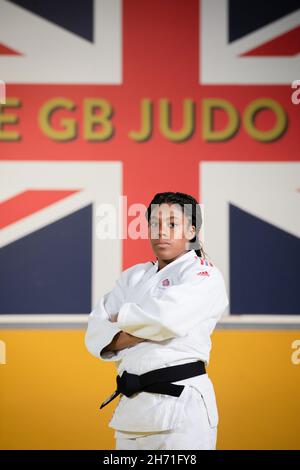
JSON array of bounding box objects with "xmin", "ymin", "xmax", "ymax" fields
[{"xmin": 0, "ymin": 0, "xmax": 299, "ymax": 325}]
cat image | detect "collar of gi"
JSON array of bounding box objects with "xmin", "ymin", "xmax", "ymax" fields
[{"xmin": 153, "ymin": 249, "xmax": 196, "ymax": 273}]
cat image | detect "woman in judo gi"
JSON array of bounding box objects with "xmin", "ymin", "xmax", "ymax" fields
[{"xmin": 85, "ymin": 192, "xmax": 229, "ymax": 450}]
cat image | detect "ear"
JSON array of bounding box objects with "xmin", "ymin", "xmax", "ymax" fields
[{"xmin": 187, "ymin": 224, "xmax": 196, "ymax": 241}]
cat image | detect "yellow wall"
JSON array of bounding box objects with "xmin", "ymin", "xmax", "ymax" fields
[{"xmin": 0, "ymin": 329, "xmax": 299, "ymax": 450}]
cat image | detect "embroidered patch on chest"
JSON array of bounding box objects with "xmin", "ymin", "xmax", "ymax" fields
[
  {"xmin": 161, "ymin": 278, "xmax": 170, "ymax": 286},
  {"xmin": 197, "ymin": 270, "xmax": 210, "ymax": 276}
]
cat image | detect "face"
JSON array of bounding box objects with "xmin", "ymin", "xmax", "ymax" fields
[{"xmin": 148, "ymin": 203, "xmax": 196, "ymax": 261}]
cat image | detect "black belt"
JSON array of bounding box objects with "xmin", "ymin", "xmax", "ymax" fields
[{"xmin": 100, "ymin": 360, "xmax": 206, "ymax": 409}]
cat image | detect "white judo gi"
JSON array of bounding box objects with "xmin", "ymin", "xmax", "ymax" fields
[{"xmin": 85, "ymin": 249, "xmax": 229, "ymax": 450}]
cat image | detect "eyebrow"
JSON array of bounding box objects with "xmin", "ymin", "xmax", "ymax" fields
[{"xmin": 150, "ymin": 216, "xmax": 182, "ymax": 220}]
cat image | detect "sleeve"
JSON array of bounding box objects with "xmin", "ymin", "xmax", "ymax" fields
[
  {"xmin": 116, "ymin": 267, "xmax": 229, "ymax": 341},
  {"xmin": 84, "ymin": 277, "xmax": 126, "ymax": 362}
]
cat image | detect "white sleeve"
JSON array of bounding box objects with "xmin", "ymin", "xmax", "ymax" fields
[
  {"xmin": 117, "ymin": 267, "xmax": 229, "ymax": 341},
  {"xmin": 84, "ymin": 277, "xmax": 126, "ymax": 362}
]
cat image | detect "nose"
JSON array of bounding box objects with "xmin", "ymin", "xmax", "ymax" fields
[
  {"xmin": 150, "ymin": 221, "xmax": 169, "ymax": 239},
  {"xmin": 158, "ymin": 222, "xmax": 169, "ymax": 238}
]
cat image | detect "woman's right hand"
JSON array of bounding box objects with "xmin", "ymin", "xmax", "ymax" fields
[
  {"xmin": 117, "ymin": 331, "xmax": 146, "ymax": 350},
  {"xmin": 103, "ymin": 331, "xmax": 146, "ymax": 354}
]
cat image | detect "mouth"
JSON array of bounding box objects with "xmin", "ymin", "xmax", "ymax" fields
[{"xmin": 155, "ymin": 241, "xmax": 171, "ymax": 247}]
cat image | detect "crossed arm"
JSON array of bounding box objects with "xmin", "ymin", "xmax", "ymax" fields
[
  {"xmin": 84, "ymin": 283, "xmax": 148, "ymax": 361},
  {"xmin": 101, "ymin": 313, "xmax": 146, "ymax": 354},
  {"xmin": 85, "ymin": 266, "xmax": 229, "ymax": 360}
]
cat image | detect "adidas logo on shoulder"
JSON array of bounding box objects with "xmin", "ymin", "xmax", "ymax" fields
[{"xmin": 194, "ymin": 255, "xmax": 214, "ymax": 267}]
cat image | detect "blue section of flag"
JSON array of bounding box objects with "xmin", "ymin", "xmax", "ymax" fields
[
  {"xmin": 229, "ymin": 203, "xmax": 300, "ymax": 315},
  {"xmin": 0, "ymin": 205, "xmax": 92, "ymax": 314},
  {"xmin": 8, "ymin": 0, "xmax": 94, "ymax": 42},
  {"xmin": 229, "ymin": 0, "xmax": 300, "ymax": 42}
]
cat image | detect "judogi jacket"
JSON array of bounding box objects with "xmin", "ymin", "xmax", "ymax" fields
[{"xmin": 85, "ymin": 249, "xmax": 229, "ymax": 435}]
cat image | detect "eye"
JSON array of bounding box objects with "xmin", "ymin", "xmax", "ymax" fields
[{"xmin": 169, "ymin": 222, "xmax": 178, "ymax": 228}]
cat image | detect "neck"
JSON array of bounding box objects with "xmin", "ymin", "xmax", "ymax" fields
[{"xmin": 157, "ymin": 249, "xmax": 190, "ymax": 272}]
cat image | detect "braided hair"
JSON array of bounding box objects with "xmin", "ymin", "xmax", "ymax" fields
[{"xmin": 145, "ymin": 191, "xmax": 207, "ymax": 259}]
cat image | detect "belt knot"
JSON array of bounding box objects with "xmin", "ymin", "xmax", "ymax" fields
[{"xmin": 116, "ymin": 371, "xmax": 142, "ymax": 397}]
